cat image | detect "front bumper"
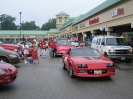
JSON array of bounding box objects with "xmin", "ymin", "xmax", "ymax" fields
[
  {"xmin": 9, "ymin": 57, "xmax": 20, "ymax": 64},
  {"xmin": 55, "ymin": 51, "xmax": 66, "ymax": 55},
  {"xmin": 108, "ymin": 55, "xmax": 133, "ymax": 61},
  {"xmin": 74, "ymin": 68, "xmax": 115, "ymax": 77},
  {"xmin": 0, "ymin": 74, "xmax": 17, "ymax": 84}
]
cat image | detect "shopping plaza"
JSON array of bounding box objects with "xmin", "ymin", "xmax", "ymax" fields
[{"xmin": 0, "ymin": 0, "xmax": 133, "ymax": 42}]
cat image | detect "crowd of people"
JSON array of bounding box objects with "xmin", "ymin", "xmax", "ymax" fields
[
  {"xmin": 22, "ymin": 38, "xmax": 57, "ymax": 64},
  {"xmin": 22, "ymin": 38, "xmax": 89, "ymax": 64}
]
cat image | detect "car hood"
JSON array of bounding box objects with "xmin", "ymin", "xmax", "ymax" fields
[
  {"xmin": 0, "ymin": 48, "xmax": 17, "ymax": 55},
  {"xmin": 71, "ymin": 56, "xmax": 113, "ymax": 64},
  {"xmin": 57, "ymin": 46, "xmax": 72, "ymax": 50},
  {"xmin": 0, "ymin": 62, "xmax": 13, "ymax": 69},
  {"xmin": 0, "ymin": 44, "xmax": 19, "ymax": 48}
]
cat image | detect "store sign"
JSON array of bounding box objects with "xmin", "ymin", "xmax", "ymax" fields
[
  {"xmin": 72, "ymin": 27, "xmax": 75, "ymax": 31},
  {"xmin": 79, "ymin": 23, "xmax": 85, "ymax": 28},
  {"xmin": 111, "ymin": 8, "xmax": 124, "ymax": 17},
  {"xmin": 89, "ymin": 17, "xmax": 99, "ymax": 25}
]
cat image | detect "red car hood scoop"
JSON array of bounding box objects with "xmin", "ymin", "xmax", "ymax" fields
[{"xmin": 83, "ymin": 56, "xmax": 98, "ymax": 60}]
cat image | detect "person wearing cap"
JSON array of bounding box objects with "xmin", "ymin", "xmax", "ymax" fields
[
  {"xmin": 39, "ymin": 38, "xmax": 46, "ymax": 57},
  {"xmin": 32, "ymin": 39, "xmax": 39, "ymax": 64}
]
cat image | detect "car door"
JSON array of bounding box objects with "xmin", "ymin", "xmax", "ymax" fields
[
  {"xmin": 97, "ymin": 38, "xmax": 101, "ymax": 53},
  {"xmin": 100, "ymin": 38, "xmax": 105, "ymax": 54},
  {"xmin": 63, "ymin": 49, "xmax": 71, "ymax": 67}
]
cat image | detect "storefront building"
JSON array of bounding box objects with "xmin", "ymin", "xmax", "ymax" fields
[{"xmin": 59, "ymin": 0, "xmax": 133, "ymax": 43}]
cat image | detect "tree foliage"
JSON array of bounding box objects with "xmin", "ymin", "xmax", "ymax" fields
[
  {"xmin": 21, "ymin": 21, "xmax": 40, "ymax": 30},
  {"xmin": 41, "ymin": 18, "xmax": 56, "ymax": 30},
  {"xmin": 0, "ymin": 14, "xmax": 18, "ymax": 30}
]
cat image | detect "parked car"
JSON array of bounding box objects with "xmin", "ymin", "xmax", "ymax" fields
[
  {"xmin": 62, "ymin": 47, "xmax": 116, "ymax": 78},
  {"xmin": 0, "ymin": 62, "xmax": 18, "ymax": 84},
  {"xmin": 0, "ymin": 44, "xmax": 33, "ymax": 58},
  {"xmin": 54, "ymin": 40, "xmax": 72, "ymax": 57},
  {"xmin": 91, "ymin": 36, "xmax": 133, "ymax": 63},
  {"xmin": 0, "ymin": 46, "xmax": 20, "ymax": 64}
]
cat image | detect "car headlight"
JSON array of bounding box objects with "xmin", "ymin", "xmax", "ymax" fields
[
  {"xmin": 9, "ymin": 54, "xmax": 17, "ymax": 58},
  {"xmin": 106, "ymin": 63, "xmax": 115, "ymax": 67},
  {"xmin": 129, "ymin": 49, "xmax": 132, "ymax": 53},
  {"xmin": 0, "ymin": 69, "xmax": 6, "ymax": 74},
  {"xmin": 77, "ymin": 64, "xmax": 88, "ymax": 68}
]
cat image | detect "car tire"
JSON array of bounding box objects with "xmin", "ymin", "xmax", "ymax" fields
[
  {"xmin": 62, "ymin": 60, "xmax": 66, "ymax": 70},
  {"xmin": 0, "ymin": 57, "xmax": 8, "ymax": 63},
  {"xmin": 69, "ymin": 65, "xmax": 75, "ymax": 78}
]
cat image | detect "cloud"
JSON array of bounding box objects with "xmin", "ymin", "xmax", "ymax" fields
[{"xmin": 0, "ymin": 0, "xmax": 106, "ymax": 27}]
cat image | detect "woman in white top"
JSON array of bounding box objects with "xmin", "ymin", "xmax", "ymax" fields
[
  {"xmin": 23, "ymin": 41, "xmax": 29, "ymax": 63},
  {"xmin": 71, "ymin": 40, "xmax": 79, "ymax": 47}
]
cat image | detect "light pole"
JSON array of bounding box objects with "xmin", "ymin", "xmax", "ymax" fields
[{"xmin": 19, "ymin": 12, "xmax": 22, "ymax": 41}]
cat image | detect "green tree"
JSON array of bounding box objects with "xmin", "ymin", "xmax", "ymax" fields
[
  {"xmin": 0, "ymin": 14, "xmax": 17, "ymax": 30},
  {"xmin": 41, "ymin": 18, "xmax": 56, "ymax": 30},
  {"xmin": 21, "ymin": 21, "xmax": 40, "ymax": 30}
]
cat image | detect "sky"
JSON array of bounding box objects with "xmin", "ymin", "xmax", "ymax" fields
[{"xmin": 0, "ymin": 0, "xmax": 106, "ymax": 27}]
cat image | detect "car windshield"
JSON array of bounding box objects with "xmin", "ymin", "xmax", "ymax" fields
[
  {"xmin": 57, "ymin": 41, "xmax": 71, "ymax": 46},
  {"xmin": 106, "ymin": 38, "xmax": 127, "ymax": 45},
  {"xmin": 71, "ymin": 49, "xmax": 101, "ymax": 56}
]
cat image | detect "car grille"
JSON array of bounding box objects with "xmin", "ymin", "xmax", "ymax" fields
[
  {"xmin": 88, "ymin": 70, "xmax": 107, "ymax": 74},
  {"xmin": 114, "ymin": 50, "xmax": 128, "ymax": 54}
]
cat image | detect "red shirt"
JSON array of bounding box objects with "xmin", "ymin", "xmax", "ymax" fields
[
  {"xmin": 40, "ymin": 41, "xmax": 46, "ymax": 49},
  {"xmin": 52, "ymin": 42, "xmax": 56, "ymax": 48},
  {"xmin": 48, "ymin": 41, "xmax": 53, "ymax": 48}
]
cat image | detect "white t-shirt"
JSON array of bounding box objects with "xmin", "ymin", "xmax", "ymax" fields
[
  {"xmin": 23, "ymin": 45, "xmax": 29, "ymax": 54},
  {"xmin": 71, "ymin": 42, "xmax": 79, "ymax": 47},
  {"xmin": 22, "ymin": 45, "xmax": 29, "ymax": 49}
]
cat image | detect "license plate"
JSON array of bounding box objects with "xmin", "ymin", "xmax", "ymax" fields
[
  {"xmin": 94, "ymin": 70, "xmax": 102, "ymax": 74},
  {"xmin": 121, "ymin": 57, "xmax": 125, "ymax": 60}
]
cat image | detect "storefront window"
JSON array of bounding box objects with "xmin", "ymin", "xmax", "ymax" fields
[{"xmin": 111, "ymin": 32, "xmax": 133, "ymax": 46}]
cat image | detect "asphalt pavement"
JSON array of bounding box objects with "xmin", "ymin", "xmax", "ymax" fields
[{"xmin": 0, "ymin": 49, "xmax": 133, "ymax": 99}]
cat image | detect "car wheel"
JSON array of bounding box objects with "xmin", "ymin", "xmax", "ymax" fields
[
  {"xmin": 0, "ymin": 57, "xmax": 8, "ymax": 63},
  {"xmin": 69, "ymin": 65, "xmax": 75, "ymax": 78},
  {"xmin": 62, "ymin": 60, "xmax": 66, "ymax": 70}
]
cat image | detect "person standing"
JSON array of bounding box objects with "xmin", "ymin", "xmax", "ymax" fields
[
  {"xmin": 32, "ymin": 39, "xmax": 39, "ymax": 64},
  {"xmin": 52, "ymin": 41, "xmax": 57, "ymax": 58},
  {"xmin": 71, "ymin": 40, "xmax": 78, "ymax": 47},
  {"xmin": 48, "ymin": 39, "xmax": 53, "ymax": 58},
  {"xmin": 22, "ymin": 41, "xmax": 29, "ymax": 63},
  {"xmin": 39, "ymin": 38, "xmax": 46, "ymax": 57}
]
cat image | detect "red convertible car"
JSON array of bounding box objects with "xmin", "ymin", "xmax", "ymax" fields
[
  {"xmin": 0, "ymin": 44, "xmax": 33, "ymax": 58},
  {"xmin": 55, "ymin": 40, "xmax": 72, "ymax": 56},
  {"xmin": 0, "ymin": 62, "xmax": 18, "ymax": 84},
  {"xmin": 62, "ymin": 47, "xmax": 115, "ymax": 78}
]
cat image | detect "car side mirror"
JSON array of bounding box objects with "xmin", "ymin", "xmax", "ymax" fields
[{"xmin": 101, "ymin": 42, "xmax": 105, "ymax": 46}]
